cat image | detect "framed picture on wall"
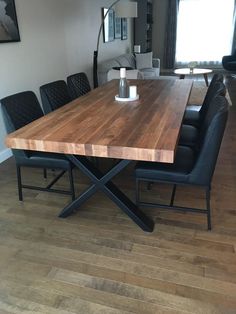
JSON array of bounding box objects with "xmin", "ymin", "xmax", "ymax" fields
[
  {"xmin": 121, "ymin": 18, "xmax": 127, "ymax": 40},
  {"xmin": 0, "ymin": 0, "xmax": 20, "ymax": 43},
  {"xmin": 102, "ymin": 8, "xmax": 114, "ymax": 43},
  {"xmin": 114, "ymin": 16, "xmax": 121, "ymax": 39}
]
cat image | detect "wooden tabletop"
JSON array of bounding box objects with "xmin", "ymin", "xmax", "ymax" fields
[{"xmin": 6, "ymin": 79, "xmax": 193, "ymax": 163}]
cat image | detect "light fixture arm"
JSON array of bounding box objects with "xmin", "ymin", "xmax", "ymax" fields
[
  {"xmin": 96, "ymin": 0, "xmax": 120, "ymax": 52},
  {"xmin": 93, "ymin": 0, "xmax": 137, "ymax": 88},
  {"xmin": 93, "ymin": 0, "xmax": 120, "ymax": 88}
]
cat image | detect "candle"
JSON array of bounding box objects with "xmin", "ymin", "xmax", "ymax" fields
[
  {"xmin": 120, "ymin": 68, "xmax": 126, "ymax": 78},
  {"xmin": 129, "ymin": 85, "xmax": 137, "ymax": 98}
]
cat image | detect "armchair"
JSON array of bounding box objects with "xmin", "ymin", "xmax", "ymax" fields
[{"xmin": 222, "ymin": 50, "xmax": 236, "ymax": 71}]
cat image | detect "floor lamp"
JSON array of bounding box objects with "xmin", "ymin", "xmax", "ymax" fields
[{"xmin": 93, "ymin": 0, "xmax": 138, "ymax": 88}]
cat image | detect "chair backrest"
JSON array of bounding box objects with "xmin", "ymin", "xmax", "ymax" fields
[
  {"xmin": 190, "ymin": 96, "xmax": 228, "ymax": 186},
  {"xmin": 40, "ymin": 80, "xmax": 71, "ymax": 114},
  {"xmin": 209, "ymin": 73, "xmax": 224, "ymax": 87},
  {"xmin": 1, "ymin": 91, "xmax": 44, "ymax": 159},
  {"xmin": 198, "ymin": 84, "xmax": 226, "ymax": 143},
  {"xmin": 67, "ymin": 72, "xmax": 91, "ymax": 100},
  {"xmin": 1, "ymin": 91, "xmax": 44, "ymax": 133},
  {"xmin": 200, "ymin": 81, "xmax": 226, "ymax": 119}
]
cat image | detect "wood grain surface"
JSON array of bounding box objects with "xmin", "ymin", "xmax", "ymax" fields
[{"xmin": 6, "ymin": 79, "xmax": 193, "ymax": 163}]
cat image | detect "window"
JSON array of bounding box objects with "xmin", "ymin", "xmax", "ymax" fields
[{"xmin": 176, "ymin": 0, "xmax": 235, "ymax": 65}]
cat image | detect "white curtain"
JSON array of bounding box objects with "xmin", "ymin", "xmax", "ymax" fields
[{"xmin": 176, "ymin": 0, "xmax": 235, "ymax": 67}]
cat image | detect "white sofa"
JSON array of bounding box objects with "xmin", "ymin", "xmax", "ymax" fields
[{"xmin": 97, "ymin": 53, "xmax": 160, "ymax": 86}]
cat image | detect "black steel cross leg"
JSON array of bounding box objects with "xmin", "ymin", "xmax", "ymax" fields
[{"xmin": 59, "ymin": 155, "xmax": 154, "ymax": 232}]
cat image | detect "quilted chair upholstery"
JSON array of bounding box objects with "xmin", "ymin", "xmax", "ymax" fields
[
  {"xmin": 1, "ymin": 91, "xmax": 75, "ymax": 202},
  {"xmin": 40, "ymin": 80, "xmax": 71, "ymax": 114},
  {"xmin": 183, "ymin": 74, "xmax": 224, "ymax": 127},
  {"xmin": 179, "ymin": 81, "xmax": 226, "ymax": 146},
  {"xmin": 135, "ymin": 96, "xmax": 229, "ymax": 230},
  {"xmin": 67, "ymin": 72, "xmax": 91, "ymax": 100},
  {"xmin": 1, "ymin": 91, "xmax": 43, "ymax": 131},
  {"xmin": 209, "ymin": 73, "xmax": 224, "ymax": 86}
]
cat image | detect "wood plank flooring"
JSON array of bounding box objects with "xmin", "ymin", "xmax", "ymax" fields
[{"xmin": 0, "ymin": 75, "xmax": 236, "ymax": 313}]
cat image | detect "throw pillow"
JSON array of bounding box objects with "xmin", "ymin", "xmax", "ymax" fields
[{"xmin": 135, "ymin": 52, "xmax": 153, "ymax": 70}]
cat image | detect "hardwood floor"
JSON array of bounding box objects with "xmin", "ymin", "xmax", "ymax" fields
[{"xmin": 0, "ymin": 76, "xmax": 236, "ymax": 313}]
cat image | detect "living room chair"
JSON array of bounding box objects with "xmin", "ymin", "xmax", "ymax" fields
[
  {"xmin": 222, "ymin": 50, "xmax": 236, "ymax": 72},
  {"xmin": 40, "ymin": 80, "xmax": 71, "ymax": 114},
  {"xmin": 1, "ymin": 91, "xmax": 75, "ymax": 201},
  {"xmin": 135, "ymin": 96, "xmax": 229, "ymax": 230},
  {"xmin": 179, "ymin": 81, "xmax": 226, "ymax": 147},
  {"xmin": 183, "ymin": 73, "xmax": 224, "ymax": 127},
  {"xmin": 67, "ymin": 72, "xmax": 91, "ymax": 100}
]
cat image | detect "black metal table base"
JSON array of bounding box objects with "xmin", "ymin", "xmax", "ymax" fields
[{"xmin": 59, "ymin": 155, "xmax": 154, "ymax": 232}]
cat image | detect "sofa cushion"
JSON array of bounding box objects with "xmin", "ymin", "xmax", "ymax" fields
[
  {"xmin": 135, "ymin": 52, "xmax": 153, "ymax": 70},
  {"xmin": 116, "ymin": 54, "xmax": 136, "ymax": 68},
  {"xmin": 115, "ymin": 53, "xmax": 136, "ymax": 69},
  {"xmin": 139, "ymin": 68, "xmax": 159, "ymax": 79}
]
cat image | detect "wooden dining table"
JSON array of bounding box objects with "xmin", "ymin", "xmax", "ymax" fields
[{"xmin": 6, "ymin": 79, "xmax": 193, "ymax": 232}]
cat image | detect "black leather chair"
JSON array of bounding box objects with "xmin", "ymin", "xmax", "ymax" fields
[
  {"xmin": 222, "ymin": 50, "xmax": 236, "ymax": 71},
  {"xmin": 67, "ymin": 72, "xmax": 91, "ymax": 100},
  {"xmin": 135, "ymin": 96, "xmax": 229, "ymax": 230},
  {"xmin": 183, "ymin": 73, "xmax": 224, "ymax": 127},
  {"xmin": 40, "ymin": 80, "xmax": 71, "ymax": 114},
  {"xmin": 179, "ymin": 81, "xmax": 226, "ymax": 147},
  {"xmin": 1, "ymin": 91, "xmax": 75, "ymax": 201}
]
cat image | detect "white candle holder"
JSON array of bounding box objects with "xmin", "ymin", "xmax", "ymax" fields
[{"xmin": 129, "ymin": 85, "xmax": 137, "ymax": 98}]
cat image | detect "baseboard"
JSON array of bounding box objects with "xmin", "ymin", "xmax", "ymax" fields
[{"xmin": 0, "ymin": 148, "xmax": 12, "ymax": 163}]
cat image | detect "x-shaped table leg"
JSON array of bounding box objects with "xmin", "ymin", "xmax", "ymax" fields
[{"xmin": 59, "ymin": 155, "xmax": 154, "ymax": 232}]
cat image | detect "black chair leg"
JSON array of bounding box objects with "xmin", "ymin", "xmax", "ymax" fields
[
  {"xmin": 16, "ymin": 165, "xmax": 23, "ymax": 201},
  {"xmin": 68, "ymin": 168, "xmax": 75, "ymax": 201},
  {"xmin": 43, "ymin": 168, "xmax": 47, "ymax": 179},
  {"xmin": 206, "ymin": 187, "xmax": 211, "ymax": 230},
  {"xmin": 170, "ymin": 184, "xmax": 177, "ymax": 206}
]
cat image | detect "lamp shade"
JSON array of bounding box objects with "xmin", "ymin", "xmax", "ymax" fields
[{"xmin": 114, "ymin": 1, "xmax": 138, "ymax": 18}]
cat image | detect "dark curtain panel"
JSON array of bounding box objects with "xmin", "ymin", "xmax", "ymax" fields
[
  {"xmin": 232, "ymin": 0, "xmax": 236, "ymax": 53},
  {"xmin": 163, "ymin": 0, "xmax": 179, "ymax": 69}
]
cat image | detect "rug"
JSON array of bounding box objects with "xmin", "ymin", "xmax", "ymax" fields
[{"xmin": 188, "ymin": 81, "xmax": 232, "ymax": 106}]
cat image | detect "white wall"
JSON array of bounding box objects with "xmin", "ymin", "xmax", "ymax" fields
[
  {"xmin": 0, "ymin": 0, "xmax": 68, "ymax": 161},
  {"xmin": 0, "ymin": 0, "xmax": 133, "ymax": 162},
  {"xmin": 63, "ymin": 0, "xmax": 132, "ymax": 83}
]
